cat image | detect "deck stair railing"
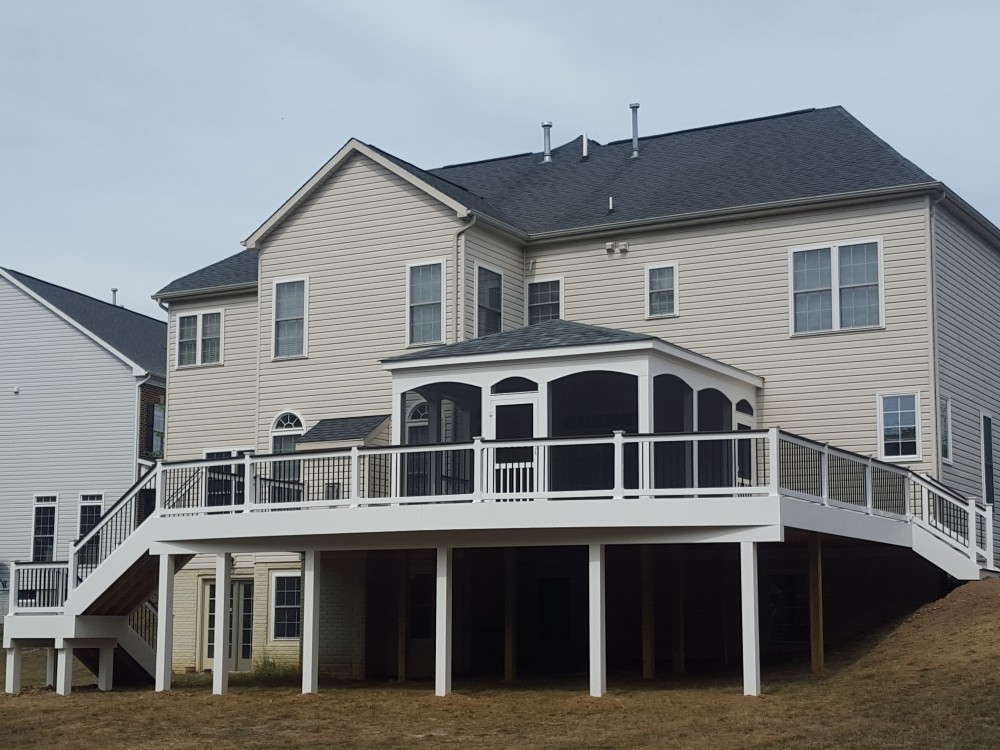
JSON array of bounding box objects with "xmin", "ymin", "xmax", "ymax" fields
[
  {"xmin": 9, "ymin": 428, "xmax": 993, "ymax": 613},
  {"xmin": 128, "ymin": 599, "xmax": 158, "ymax": 649}
]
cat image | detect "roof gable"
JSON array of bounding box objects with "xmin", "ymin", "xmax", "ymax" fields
[{"xmin": 1, "ymin": 269, "xmax": 167, "ymax": 377}]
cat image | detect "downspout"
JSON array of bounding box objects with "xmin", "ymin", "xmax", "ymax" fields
[
  {"xmin": 928, "ymin": 188, "xmax": 947, "ymax": 479},
  {"xmin": 453, "ymin": 213, "xmax": 477, "ymax": 343}
]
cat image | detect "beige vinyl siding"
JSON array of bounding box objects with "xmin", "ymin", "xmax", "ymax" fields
[
  {"xmin": 527, "ymin": 198, "xmax": 934, "ymax": 467},
  {"xmin": 256, "ymin": 153, "xmax": 463, "ymax": 450},
  {"xmin": 464, "ymin": 225, "xmax": 525, "ymax": 339},
  {"xmin": 933, "ymin": 206, "xmax": 1000, "ymax": 561},
  {"xmin": 0, "ymin": 277, "xmax": 138, "ymax": 615},
  {"xmin": 164, "ymin": 292, "xmax": 258, "ymax": 460}
]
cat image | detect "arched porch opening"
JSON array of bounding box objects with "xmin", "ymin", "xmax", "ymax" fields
[
  {"xmin": 653, "ymin": 375, "xmax": 695, "ymax": 488},
  {"xmin": 698, "ymin": 388, "xmax": 733, "ymax": 487}
]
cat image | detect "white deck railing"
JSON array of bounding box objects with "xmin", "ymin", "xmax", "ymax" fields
[{"xmin": 8, "ymin": 428, "xmax": 993, "ymax": 612}]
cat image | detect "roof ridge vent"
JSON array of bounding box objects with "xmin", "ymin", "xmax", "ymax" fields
[{"xmin": 541, "ymin": 121, "xmax": 552, "ymax": 163}]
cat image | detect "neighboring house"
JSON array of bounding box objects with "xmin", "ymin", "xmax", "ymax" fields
[
  {"xmin": 0, "ymin": 269, "xmax": 167, "ymax": 618},
  {"xmin": 6, "ymin": 106, "xmax": 1000, "ymax": 699}
]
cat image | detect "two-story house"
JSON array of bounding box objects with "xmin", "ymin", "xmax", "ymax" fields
[
  {"xmin": 0, "ymin": 268, "xmax": 167, "ymax": 622},
  {"xmin": 6, "ymin": 106, "xmax": 998, "ymax": 699}
]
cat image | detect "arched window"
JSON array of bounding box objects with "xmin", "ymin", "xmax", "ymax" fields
[
  {"xmin": 736, "ymin": 400, "xmax": 755, "ymax": 416},
  {"xmin": 491, "ymin": 377, "xmax": 538, "ymax": 395},
  {"xmin": 271, "ymin": 412, "xmax": 304, "ymax": 453},
  {"xmin": 406, "ymin": 402, "xmax": 430, "ymax": 445}
]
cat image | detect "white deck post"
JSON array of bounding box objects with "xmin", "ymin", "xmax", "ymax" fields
[
  {"xmin": 46, "ymin": 647, "xmax": 56, "ymax": 687},
  {"xmin": 243, "ymin": 452, "xmax": 254, "ymax": 510},
  {"xmin": 588, "ymin": 542, "xmax": 606, "ymax": 697},
  {"xmin": 98, "ymin": 643, "xmax": 115, "ymax": 692},
  {"xmin": 302, "ymin": 550, "xmax": 321, "ymax": 694},
  {"xmin": 213, "ymin": 552, "xmax": 232, "ymax": 695},
  {"xmin": 4, "ymin": 645, "xmax": 22, "ymax": 694},
  {"xmin": 434, "ymin": 546, "xmax": 453, "ymax": 696},
  {"xmin": 768, "ymin": 428, "xmax": 780, "ymax": 496},
  {"xmin": 637, "ymin": 373, "xmax": 654, "ymax": 497},
  {"xmin": 55, "ymin": 643, "xmax": 73, "ymax": 696},
  {"xmin": 155, "ymin": 553, "xmax": 175, "ymax": 692},
  {"xmin": 740, "ymin": 541, "xmax": 761, "ymax": 697},
  {"xmin": 612, "ymin": 431, "xmax": 625, "ymax": 500}
]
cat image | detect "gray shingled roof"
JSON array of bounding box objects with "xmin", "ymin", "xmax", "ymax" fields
[
  {"xmin": 299, "ymin": 414, "xmax": 390, "ymax": 444},
  {"xmin": 160, "ymin": 106, "xmax": 936, "ymax": 296},
  {"xmin": 5, "ymin": 269, "xmax": 167, "ymax": 377},
  {"xmin": 383, "ymin": 319, "xmax": 655, "ymax": 363},
  {"xmin": 156, "ymin": 248, "xmax": 259, "ymax": 298}
]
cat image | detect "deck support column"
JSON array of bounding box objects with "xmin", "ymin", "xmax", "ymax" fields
[
  {"xmin": 97, "ymin": 643, "xmax": 115, "ymax": 692},
  {"xmin": 4, "ymin": 645, "xmax": 22, "ymax": 694},
  {"xmin": 55, "ymin": 644, "xmax": 73, "ymax": 696},
  {"xmin": 45, "ymin": 647, "xmax": 56, "ymax": 687},
  {"xmin": 213, "ymin": 552, "xmax": 232, "ymax": 695},
  {"xmin": 670, "ymin": 546, "xmax": 685, "ymax": 675},
  {"xmin": 302, "ymin": 550, "xmax": 321, "ymax": 694},
  {"xmin": 809, "ymin": 534, "xmax": 825, "ymax": 674},
  {"xmin": 641, "ymin": 545, "xmax": 655, "ymax": 679},
  {"xmin": 504, "ymin": 547, "xmax": 517, "ymax": 682},
  {"xmin": 397, "ymin": 551, "xmax": 407, "ymax": 681},
  {"xmin": 434, "ymin": 546, "xmax": 452, "ymax": 697},
  {"xmin": 588, "ymin": 543, "xmax": 606, "ymax": 697},
  {"xmin": 155, "ymin": 553, "xmax": 175, "ymax": 692},
  {"xmin": 740, "ymin": 541, "xmax": 761, "ymax": 697}
]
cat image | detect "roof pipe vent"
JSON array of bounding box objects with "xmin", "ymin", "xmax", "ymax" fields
[
  {"xmin": 541, "ymin": 121, "xmax": 552, "ymax": 163},
  {"xmin": 629, "ymin": 103, "xmax": 640, "ymax": 158},
  {"xmin": 582, "ymin": 132, "xmax": 589, "ymax": 159},
  {"xmin": 111, "ymin": 288, "xmax": 118, "ymax": 306}
]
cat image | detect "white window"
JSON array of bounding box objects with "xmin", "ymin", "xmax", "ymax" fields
[
  {"xmin": 408, "ymin": 262, "xmax": 443, "ymax": 345},
  {"xmin": 646, "ymin": 263, "xmax": 678, "ymax": 318},
  {"xmin": 32, "ymin": 495, "xmax": 57, "ymax": 562},
  {"xmin": 177, "ymin": 311, "xmax": 222, "ymax": 367},
  {"xmin": 878, "ymin": 392, "xmax": 920, "ymax": 461},
  {"xmin": 790, "ymin": 240, "xmax": 882, "ymax": 334},
  {"xmin": 273, "ymin": 278, "xmax": 307, "ymax": 358},
  {"xmin": 476, "ymin": 265, "xmax": 503, "ymax": 337},
  {"xmin": 152, "ymin": 403, "xmax": 165, "ymax": 455},
  {"xmin": 78, "ymin": 494, "xmax": 103, "ymax": 567},
  {"xmin": 527, "ymin": 277, "xmax": 562, "ymax": 325},
  {"xmin": 271, "ymin": 572, "xmax": 302, "ymax": 639},
  {"xmin": 940, "ymin": 397, "xmax": 952, "ymax": 463}
]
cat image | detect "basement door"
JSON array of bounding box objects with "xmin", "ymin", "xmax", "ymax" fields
[{"xmin": 202, "ymin": 579, "xmax": 254, "ymax": 672}]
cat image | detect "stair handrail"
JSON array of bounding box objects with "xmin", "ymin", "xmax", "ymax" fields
[{"xmin": 73, "ymin": 463, "xmax": 160, "ymax": 548}]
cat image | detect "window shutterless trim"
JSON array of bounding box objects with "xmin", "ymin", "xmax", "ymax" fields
[
  {"xmin": 940, "ymin": 396, "xmax": 953, "ymax": 465},
  {"xmin": 31, "ymin": 493, "xmax": 58, "ymax": 563},
  {"xmin": 174, "ymin": 309, "xmax": 225, "ymax": 368},
  {"xmin": 270, "ymin": 570, "xmax": 303, "ymax": 641},
  {"xmin": 788, "ymin": 237, "xmax": 885, "ymax": 337},
  {"xmin": 524, "ymin": 275, "xmax": 564, "ymax": 325},
  {"xmin": 271, "ymin": 276, "xmax": 309, "ymax": 360},
  {"xmin": 876, "ymin": 390, "xmax": 922, "ymax": 462},
  {"xmin": 644, "ymin": 262, "xmax": 679, "ymax": 319},
  {"xmin": 474, "ymin": 261, "xmax": 504, "ymax": 337},
  {"xmin": 405, "ymin": 258, "xmax": 446, "ymax": 347}
]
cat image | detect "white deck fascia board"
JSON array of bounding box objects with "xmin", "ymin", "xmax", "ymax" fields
[{"xmin": 779, "ymin": 496, "xmax": 911, "ymax": 547}]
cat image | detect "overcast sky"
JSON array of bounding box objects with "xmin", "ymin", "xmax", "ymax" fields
[{"xmin": 2, "ymin": 1, "xmax": 997, "ymax": 319}]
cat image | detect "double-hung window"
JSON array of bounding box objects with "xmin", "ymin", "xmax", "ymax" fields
[
  {"xmin": 272, "ymin": 573, "xmax": 302, "ymax": 639},
  {"xmin": 408, "ymin": 262, "xmax": 443, "ymax": 345},
  {"xmin": 791, "ymin": 240, "xmax": 881, "ymax": 334},
  {"xmin": 177, "ymin": 311, "xmax": 222, "ymax": 366},
  {"xmin": 78, "ymin": 495, "xmax": 103, "ymax": 567},
  {"xmin": 152, "ymin": 403, "xmax": 165, "ymax": 455},
  {"xmin": 878, "ymin": 393, "xmax": 920, "ymax": 460},
  {"xmin": 274, "ymin": 279, "xmax": 307, "ymax": 358},
  {"xmin": 477, "ymin": 266, "xmax": 503, "ymax": 337},
  {"xmin": 32, "ymin": 495, "xmax": 57, "ymax": 562},
  {"xmin": 527, "ymin": 278, "xmax": 562, "ymax": 325},
  {"xmin": 646, "ymin": 263, "xmax": 678, "ymax": 318}
]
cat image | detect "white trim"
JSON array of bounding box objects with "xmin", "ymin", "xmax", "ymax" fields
[
  {"xmin": 474, "ymin": 262, "xmax": 504, "ymax": 337},
  {"xmin": 406, "ymin": 258, "xmax": 447, "ymax": 347},
  {"xmin": 271, "ymin": 276, "xmax": 309, "ymax": 360},
  {"xmin": 270, "ymin": 570, "xmax": 303, "ymax": 641},
  {"xmin": 940, "ymin": 395, "xmax": 953, "ymax": 465},
  {"xmin": 876, "ymin": 390, "xmax": 922, "ymax": 462},
  {"xmin": 243, "ymin": 139, "xmax": 472, "ymax": 250},
  {"xmin": 202, "ymin": 447, "xmax": 255, "ymax": 459},
  {"xmin": 644, "ymin": 262, "xmax": 679, "ymax": 319},
  {"xmin": 31, "ymin": 493, "xmax": 58, "ymax": 563},
  {"xmin": 525, "ymin": 275, "xmax": 564, "ymax": 325},
  {"xmin": 981, "ymin": 410, "xmax": 994, "ymax": 505},
  {"xmin": 174, "ymin": 308, "xmax": 225, "ymax": 369},
  {"xmin": 788, "ymin": 237, "xmax": 885, "ymax": 337},
  {"xmin": 0, "ymin": 269, "xmax": 151, "ymax": 377}
]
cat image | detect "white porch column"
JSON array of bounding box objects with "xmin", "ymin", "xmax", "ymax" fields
[
  {"xmin": 97, "ymin": 643, "xmax": 115, "ymax": 692},
  {"xmin": 46, "ymin": 647, "xmax": 56, "ymax": 687},
  {"xmin": 4, "ymin": 645, "xmax": 22, "ymax": 695},
  {"xmin": 155, "ymin": 553, "xmax": 175, "ymax": 692},
  {"xmin": 637, "ymin": 373, "xmax": 654, "ymax": 433},
  {"xmin": 434, "ymin": 546, "xmax": 453, "ymax": 696},
  {"xmin": 302, "ymin": 550, "xmax": 321, "ymax": 694},
  {"xmin": 55, "ymin": 644, "xmax": 73, "ymax": 696},
  {"xmin": 588, "ymin": 542, "xmax": 606, "ymax": 697},
  {"xmin": 740, "ymin": 541, "xmax": 761, "ymax": 697},
  {"xmin": 213, "ymin": 552, "xmax": 232, "ymax": 695}
]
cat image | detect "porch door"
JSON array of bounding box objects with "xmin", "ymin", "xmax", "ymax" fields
[
  {"xmin": 203, "ymin": 579, "xmax": 254, "ymax": 672},
  {"xmin": 491, "ymin": 401, "xmax": 538, "ymax": 498}
]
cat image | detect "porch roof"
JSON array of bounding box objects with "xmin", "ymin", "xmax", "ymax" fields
[{"xmin": 299, "ymin": 414, "xmax": 391, "ymax": 444}]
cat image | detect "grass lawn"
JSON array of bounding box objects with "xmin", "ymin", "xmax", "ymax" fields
[{"xmin": 3, "ymin": 579, "xmax": 1000, "ymax": 749}]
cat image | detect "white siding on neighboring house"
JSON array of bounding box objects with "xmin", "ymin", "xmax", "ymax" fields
[
  {"xmin": 464, "ymin": 225, "xmax": 526, "ymax": 339},
  {"xmin": 0, "ymin": 277, "xmax": 138, "ymax": 614},
  {"xmin": 526, "ymin": 198, "xmax": 935, "ymax": 469},
  {"xmin": 932, "ymin": 206, "xmax": 1000, "ymax": 564},
  {"xmin": 254, "ymin": 152, "xmax": 464, "ymax": 451},
  {"xmin": 164, "ymin": 292, "xmax": 258, "ymax": 460}
]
